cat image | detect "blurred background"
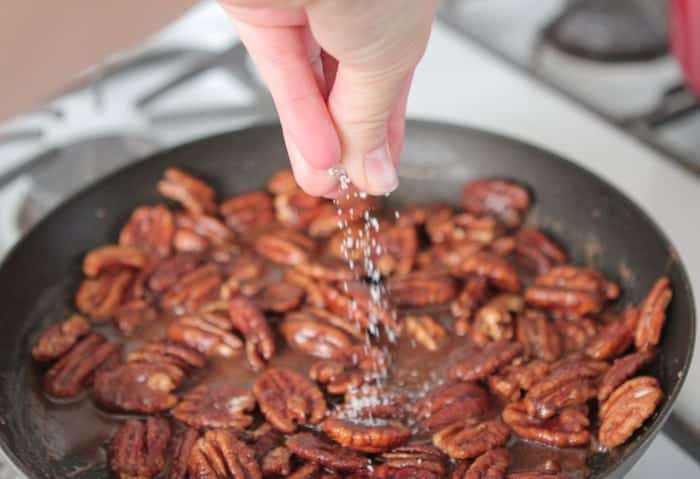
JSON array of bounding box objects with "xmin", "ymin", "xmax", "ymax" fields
[{"xmin": 0, "ymin": 0, "xmax": 699, "ymax": 477}]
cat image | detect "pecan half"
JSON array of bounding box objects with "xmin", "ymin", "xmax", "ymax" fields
[
  {"xmin": 220, "ymin": 191, "xmax": 274, "ymax": 234},
  {"xmin": 167, "ymin": 428, "xmax": 200, "ymax": 479},
  {"xmin": 635, "ymin": 277, "xmax": 672, "ymax": 351},
  {"xmin": 110, "ymin": 417, "xmax": 170, "ymax": 479},
  {"xmin": 471, "ymin": 294, "xmax": 523, "ymax": 346},
  {"xmin": 256, "ymin": 281, "xmax": 304, "ymax": 313},
  {"xmin": 188, "ymin": 430, "xmax": 262, "ymax": 479},
  {"xmin": 127, "ymin": 341, "xmax": 206, "ymax": 371},
  {"xmin": 378, "ymin": 444, "xmax": 447, "ymax": 478},
  {"xmin": 414, "ymin": 382, "xmax": 489, "ymax": 432},
  {"xmin": 93, "ymin": 361, "xmax": 182, "ymax": 413},
  {"xmin": 32, "ymin": 314, "xmax": 91, "ymax": 362},
  {"xmin": 268, "ymin": 169, "xmax": 298, "ymax": 195},
  {"xmin": 114, "ymin": 299, "xmax": 157, "ymax": 335},
  {"xmin": 253, "ymin": 368, "xmax": 326, "ymax": 433},
  {"xmin": 173, "ymin": 228, "xmax": 209, "ymax": 253},
  {"xmin": 275, "ymin": 189, "xmax": 325, "ymax": 229},
  {"xmin": 167, "ymin": 313, "xmax": 243, "ymax": 358},
  {"xmin": 502, "ymin": 401, "xmax": 590, "ymax": 448},
  {"xmin": 281, "ymin": 313, "xmax": 355, "ymax": 360},
  {"xmin": 376, "ymin": 224, "xmax": 419, "ymax": 276},
  {"xmin": 461, "ymin": 179, "xmax": 531, "ymax": 229},
  {"xmin": 455, "ymin": 252, "xmax": 521, "ymax": 293},
  {"xmin": 219, "ymin": 252, "xmax": 266, "ymax": 298},
  {"xmin": 161, "ymin": 264, "xmax": 222, "ymax": 314},
  {"xmin": 148, "ymin": 253, "xmax": 201, "ymax": 293},
  {"xmin": 516, "ymin": 310, "xmax": 562, "ymax": 362},
  {"xmin": 75, "ymin": 270, "xmax": 134, "ymax": 319},
  {"xmin": 405, "ymin": 315, "xmax": 447, "ymax": 351},
  {"xmin": 506, "ymin": 473, "xmax": 567, "ymax": 479},
  {"xmin": 488, "ymin": 359, "xmax": 550, "ymax": 402},
  {"xmin": 119, "ymin": 204, "xmax": 174, "ymax": 258},
  {"xmin": 175, "ymin": 211, "xmax": 233, "ymax": 245},
  {"xmin": 554, "ymin": 317, "xmax": 598, "ymax": 354},
  {"xmin": 387, "ymin": 271, "xmax": 457, "ymax": 307},
  {"xmin": 514, "ymin": 229, "xmax": 567, "ymax": 275},
  {"xmin": 449, "ymin": 341, "xmax": 523, "ymax": 382},
  {"xmin": 157, "ymin": 167, "xmax": 216, "ymax": 215},
  {"xmin": 255, "ymin": 233, "xmax": 310, "ymax": 266},
  {"xmin": 44, "ymin": 333, "xmax": 121, "ymax": 397},
  {"xmin": 286, "ymin": 432, "xmax": 368, "ymax": 471},
  {"xmin": 83, "ymin": 245, "xmax": 148, "ymax": 277},
  {"xmin": 172, "ymin": 383, "xmax": 255, "ymax": 429},
  {"xmin": 318, "ymin": 283, "xmax": 394, "ymax": 331},
  {"xmin": 452, "ymin": 277, "xmax": 490, "ymax": 336},
  {"xmin": 598, "ymin": 350, "xmax": 656, "ymax": 403},
  {"xmin": 455, "ymin": 448, "xmax": 510, "ymax": 479},
  {"xmin": 229, "ymin": 296, "xmax": 275, "ymax": 369},
  {"xmin": 284, "ymin": 269, "xmax": 325, "ymax": 308},
  {"xmin": 310, "ymin": 347, "xmax": 388, "ymax": 395},
  {"xmin": 432, "ymin": 419, "xmax": 509, "ymax": 460},
  {"xmin": 261, "ymin": 447, "xmax": 292, "ymax": 476},
  {"xmin": 598, "ymin": 376, "xmax": 663, "ymax": 448},
  {"xmin": 585, "ymin": 308, "xmax": 638, "ymax": 360},
  {"xmin": 296, "ymin": 259, "xmax": 354, "ymax": 282},
  {"xmin": 322, "ymin": 416, "xmax": 411, "ymax": 454}
]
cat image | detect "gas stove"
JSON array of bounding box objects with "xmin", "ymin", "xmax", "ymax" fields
[{"xmin": 0, "ymin": 1, "xmax": 699, "ymax": 477}]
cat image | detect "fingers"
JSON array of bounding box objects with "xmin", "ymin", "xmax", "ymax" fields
[
  {"xmin": 387, "ymin": 72, "xmax": 414, "ymax": 166},
  {"xmin": 281, "ymin": 128, "xmax": 338, "ymax": 197}
]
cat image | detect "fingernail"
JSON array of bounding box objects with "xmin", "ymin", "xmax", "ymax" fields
[{"xmin": 364, "ymin": 142, "xmax": 398, "ymax": 194}]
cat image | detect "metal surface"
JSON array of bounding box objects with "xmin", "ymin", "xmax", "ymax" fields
[{"xmin": 0, "ymin": 122, "xmax": 693, "ymax": 478}]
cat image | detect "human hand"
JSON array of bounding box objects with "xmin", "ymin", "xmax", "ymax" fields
[{"xmin": 218, "ymin": 0, "xmax": 438, "ymax": 196}]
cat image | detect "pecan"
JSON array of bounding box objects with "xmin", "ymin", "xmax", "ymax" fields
[
  {"xmin": 167, "ymin": 428, "xmax": 200, "ymax": 479},
  {"xmin": 455, "ymin": 252, "xmax": 521, "ymax": 293},
  {"xmin": 286, "ymin": 432, "xmax": 368, "ymax": 471},
  {"xmin": 44, "ymin": 333, "xmax": 121, "ymax": 397},
  {"xmin": 376, "ymin": 224, "xmax": 419, "ymax": 276},
  {"xmin": 516, "ymin": 310, "xmax": 562, "ymax": 362},
  {"xmin": 161, "ymin": 264, "xmax": 222, "ymax": 314},
  {"xmin": 173, "ymin": 228, "xmax": 210, "ymax": 253},
  {"xmin": 75, "ymin": 270, "xmax": 134, "ymax": 318},
  {"xmin": 414, "ymin": 382, "xmax": 489, "ymax": 431},
  {"xmin": 253, "ymin": 368, "xmax": 326, "ymax": 433},
  {"xmin": 452, "ymin": 277, "xmax": 490, "ymax": 336},
  {"xmin": 32, "ymin": 314, "xmax": 90, "ymax": 362},
  {"xmin": 461, "ymin": 179, "xmax": 531, "ymax": 228},
  {"xmin": 261, "ymin": 447, "xmax": 292, "ymax": 476},
  {"xmin": 585, "ymin": 307, "xmax": 638, "ymax": 359},
  {"xmin": 428, "ymin": 212, "xmax": 503, "ymax": 245},
  {"xmin": 449, "ymin": 341, "xmax": 523, "ymax": 382},
  {"xmin": 176, "ymin": 211, "xmax": 233, "ymax": 245},
  {"xmin": 379, "ymin": 444, "xmax": 447, "ymax": 477},
  {"xmin": 432, "ymin": 419, "xmax": 509, "ymax": 460},
  {"xmin": 635, "ymin": 277, "xmax": 672, "ymax": 351},
  {"xmin": 471, "ymin": 295, "xmax": 523, "ymax": 346},
  {"xmin": 288, "ymin": 463, "xmax": 323, "ymax": 479},
  {"xmin": 488, "ymin": 359, "xmax": 550, "ymax": 402},
  {"xmin": 502, "ymin": 401, "xmax": 590, "ymax": 448},
  {"xmin": 598, "ymin": 376, "xmax": 663, "ymax": 448},
  {"xmin": 119, "ymin": 204, "xmax": 174, "ymax": 258},
  {"xmin": 598, "ymin": 350, "xmax": 656, "ymax": 403},
  {"xmin": 168, "ymin": 313, "xmax": 242, "ymax": 358},
  {"xmin": 506, "ymin": 473, "xmax": 567, "ymax": 479},
  {"xmin": 127, "ymin": 341, "xmax": 206, "ymax": 371},
  {"xmin": 405, "ymin": 315, "xmax": 447, "ymax": 351},
  {"xmin": 310, "ymin": 347, "xmax": 387, "ymax": 394},
  {"xmin": 284, "ymin": 269, "xmax": 325, "ymax": 308},
  {"xmin": 172, "ymin": 383, "xmax": 255, "ymax": 429},
  {"xmin": 157, "ymin": 167, "xmax": 216, "ymax": 215},
  {"xmin": 387, "ymin": 271, "xmax": 457, "ymax": 307},
  {"xmin": 304, "ymin": 306, "xmax": 365, "ymax": 340},
  {"xmin": 455, "ymin": 448, "xmax": 509, "ymax": 479},
  {"xmin": 322, "ymin": 416, "xmax": 411, "ymax": 454},
  {"xmin": 343, "ymin": 385, "xmax": 409, "ymax": 419},
  {"xmin": 268, "ymin": 168, "xmax": 298, "ymax": 195},
  {"xmin": 255, "ymin": 233, "xmax": 309, "ymax": 266},
  {"xmin": 281, "ymin": 314, "xmax": 355, "ymax": 360},
  {"xmin": 523, "ymin": 356, "xmax": 609, "ymax": 419},
  {"xmin": 514, "ymin": 229, "xmax": 567, "ymax": 274},
  {"xmin": 296, "ymin": 258, "xmax": 354, "ymax": 282},
  {"xmin": 188, "ymin": 430, "xmax": 262, "ymax": 479},
  {"xmin": 256, "ymin": 281, "xmax": 304, "ymax": 313},
  {"xmin": 319, "ymin": 283, "xmax": 396, "ymax": 331},
  {"xmin": 220, "ymin": 191, "xmax": 274, "ymax": 234},
  {"xmin": 229, "ymin": 296, "xmax": 275, "ymax": 369},
  {"xmin": 554, "ymin": 317, "xmax": 598, "ymax": 353},
  {"xmin": 430, "ymin": 240, "xmax": 483, "ymax": 273},
  {"xmin": 399, "ymin": 203, "xmax": 451, "ymax": 227},
  {"xmin": 220, "ymin": 252, "xmax": 266, "ymax": 298},
  {"xmin": 275, "ymin": 189, "xmax": 325, "ymax": 229},
  {"xmin": 83, "ymin": 245, "xmax": 148, "ymax": 277},
  {"xmin": 110, "ymin": 417, "xmax": 170, "ymax": 479},
  {"xmin": 94, "ymin": 361, "xmax": 182, "ymax": 413},
  {"xmin": 113, "ymin": 299, "xmax": 157, "ymax": 335},
  {"xmin": 148, "ymin": 253, "xmax": 201, "ymax": 293}
]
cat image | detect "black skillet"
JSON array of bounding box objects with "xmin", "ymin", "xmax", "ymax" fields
[{"xmin": 0, "ymin": 121, "xmax": 694, "ymax": 478}]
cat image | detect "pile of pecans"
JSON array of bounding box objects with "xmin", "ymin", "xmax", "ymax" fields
[{"xmin": 30, "ymin": 168, "xmax": 672, "ymax": 478}]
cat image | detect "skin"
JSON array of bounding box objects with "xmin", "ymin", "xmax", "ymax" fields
[{"xmin": 1, "ymin": 0, "xmax": 439, "ymax": 196}]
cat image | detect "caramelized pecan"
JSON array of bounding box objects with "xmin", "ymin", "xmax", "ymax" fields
[
  {"xmin": 502, "ymin": 401, "xmax": 590, "ymax": 448},
  {"xmin": 585, "ymin": 307, "xmax": 638, "ymax": 359},
  {"xmin": 75, "ymin": 270, "xmax": 134, "ymax": 319},
  {"xmin": 286, "ymin": 432, "xmax": 368, "ymax": 471},
  {"xmin": 322, "ymin": 416, "xmax": 411, "ymax": 454},
  {"xmin": 405, "ymin": 315, "xmax": 447, "ymax": 351},
  {"xmin": 110, "ymin": 417, "xmax": 170, "ymax": 479},
  {"xmin": 173, "ymin": 383, "xmax": 255, "ymax": 429},
  {"xmin": 127, "ymin": 341, "xmax": 206, "ymax": 371},
  {"xmin": 253, "ymin": 368, "xmax": 326, "ymax": 433},
  {"xmin": 256, "ymin": 281, "xmax": 304, "ymax": 313},
  {"xmin": 148, "ymin": 253, "xmax": 201, "ymax": 293},
  {"xmin": 167, "ymin": 428, "xmax": 200, "ymax": 479},
  {"xmin": 284, "ymin": 269, "xmax": 325, "ymax": 308},
  {"xmin": 387, "ymin": 271, "xmax": 457, "ymax": 307},
  {"xmin": 635, "ymin": 277, "xmax": 672, "ymax": 351},
  {"xmin": 281, "ymin": 313, "xmax": 355, "ymax": 360},
  {"xmin": 319, "ymin": 283, "xmax": 396, "ymax": 331},
  {"xmin": 414, "ymin": 382, "xmax": 489, "ymax": 431},
  {"xmin": 471, "ymin": 295, "xmax": 523, "ymax": 346},
  {"xmin": 376, "ymin": 224, "xmax": 419, "ymax": 276},
  {"xmin": 598, "ymin": 350, "xmax": 656, "ymax": 403},
  {"xmin": 449, "ymin": 341, "xmax": 523, "ymax": 382},
  {"xmin": 456, "ymin": 252, "xmax": 521, "ymax": 293},
  {"xmin": 167, "ymin": 313, "xmax": 243, "ymax": 358},
  {"xmin": 456, "ymin": 448, "xmax": 510, "ymax": 479},
  {"xmin": 219, "ymin": 252, "xmax": 266, "ymax": 298},
  {"xmin": 176, "ymin": 211, "xmax": 233, "ymax": 245},
  {"xmin": 516, "ymin": 310, "xmax": 562, "ymax": 362},
  {"xmin": 296, "ymin": 258, "xmax": 354, "ymax": 282},
  {"xmin": 32, "ymin": 314, "xmax": 90, "ymax": 362},
  {"xmin": 379, "ymin": 444, "xmax": 447, "ymax": 478},
  {"xmin": 452, "ymin": 277, "xmax": 490, "ymax": 336},
  {"xmin": 220, "ymin": 191, "xmax": 274, "ymax": 234},
  {"xmin": 554, "ymin": 317, "xmax": 598, "ymax": 354},
  {"xmin": 310, "ymin": 347, "xmax": 387, "ymax": 395},
  {"xmin": 161, "ymin": 264, "xmax": 222, "ymax": 314},
  {"xmin": 268, "ymin": 169, "xmax": 298, "ymax": 195},
  {"xmin": 488, "ymin": 359, "xmax": 550, "ymax": 402},
  {"xmin": 461, "ymin": 179, "xmax": 531, "ymax": 229},
  {"xmin": 275, "ymin": 189, "xmax": 325, "ymax": 229},
  {"xmin": 506, "ymin": 473, "xmax": 567, "ymax": 479},
  {"xmin": 514, "ymin": 229, "xmax": 567, "ymax": 275},
  {"xmin": 255, "ymin": 233, "xmax": 309, "ymax": 266},
  {"xmin": 119, "ymin": 204, "xmax": 174, "ymax": 258},
  {"xmin": 432, "ymin": 419, "xmax": 509, "ymax": 460},
  {"xmin": 114, "ymin": 299, "xmax": 157, "ymax": 335},
  {"xmin": 229, "ymin": 296, "xmax": 275, "ymax": 369},
  {"xmin": 83, "ymin": 245, "xmax": 148, "ymax": 277},
  {"xmin": 188, "ymin": 430, "xmax": 262, "ymax": 479},
  {"xmin": 158, "ymin": 167, "xmax": 216, "ymax": 215}
]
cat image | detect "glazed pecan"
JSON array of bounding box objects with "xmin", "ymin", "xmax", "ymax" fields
[
  {"xmin": 167, "ymin": 313, "xmax": 243, "ymax": 358},
  {"xmin": 378, "ymin": 444, "xmax": 447, "ymax": 478},
  {"xmin": 516, "ymin": 310, "xmax": 562, "ymax": 362},
  {"xmin": 300, "ymin": 306, "xmax": 364, "ymax": 340},
  {"xmin": 113, "ymin": 299, "xmax": 157, "ymax": 335},
  {"xmin": 322, "ymin": 416, "xmax": 411, "ymax": 454},
  {"xmin": 471, "ymin": 294, "xmax": 524, "ymax": 346},
  {"xmin": 452, "ymin": 277, "xmax": 490, "ymax": 336},
  {"xmin": 275, "ymin": 189, "xmax": 325, "ymax": 229},
  {"xmin": 119, "ymin": 204, "xmax": 174, "ymax": 258},
  {"xmin": 32, "ymin": 314, "xmax": 90, "ymax": 362},
  {"xmin": 172, "ymin": 383, "xmax": 255, "ymax": 429},
  {"xmin": 514, "ymin": 229, "xmax": 567, "ymax": 275},
  {"xmin": 148, "ymin": 253, "xmax": 201, "ymax": 293},
  {"xmin": 506, "ymin": 473, "xmax": 567, "ymax": 479},
  {"xmin": 405, "ymin": 315, "xmax": 447, "ymax": 351},
  {"xmin": 554, "ymin": 317, "xmax": 598, "ymax": 353},
  {"xmin": 428, "ymin": 211, "xmax": 503, "ymax": 246},
  {"xmin": 173, "ymin": 227, "xmax": 209, "ymax": 253},
  {"xmin": 398, "ymin": 203, "xmax": 450, "ymax": 227},
  {"xmin": 296, "ymin": 258, "xmax": 354, "ymax": 282},
  {"xmin": 219, "ymin": 252, "xmax": 266, "ymax": 298},
  {"xmin": 176, "ymin": 211, "xmax": 233, "ymax": 245},
  {"xmin": 75, "ymin": 270, "xmax": 134, "ymax": 318},
  {"xmin": 83, "ymin": 245, "xmax": 148, "ymax": 277},
  {"xmin": 167, "ymin": 428, "xmax": 200, "ymax": 479},
  {"xmin": 253, "ymin": 368, "xmax": 326, "ymax": 433},
  {"xmin": 281, "ymin": 313, "xmax": 355, "ymax": 360},
  {"xmin": 283, "ymin": 269, "xmax": 325, "ymax": 308},
  {"xmin": 229, "ymin": 296, "xmax": 275, "ymax": 369},
  {"xmin": 110, "ymin": 417, "xmax": 170, "ymax": 479},
  {"xmin": 319, "ymin": 283, "xmax": 395, "ymax": 331},
  {"xmin": 449, "ymin": 341, "xmax": 523, "ymax": 382},
  {"xmin": 256, "ymin": 281, "xmax": 304, "ymax": 313},
  {"xmin": 375, "ymin": 224, "xmax": 419, "ymax": 276},
  {"xmin": 502, "ymin": 401, "xmax": 590, "ymax": 448},
  {"xmin": 157, "ymin": 167, "xmax": 216, "ymax": 215},
  {"xmin": 455, "ymin": 252, "xmax": 521, "ymax": 293},
  {"xmin": 161, "ymin": 264, "xmax": 222, "ymax": 314},
  {"xmin": 127, "ymin": 341, "xmax": 206, "ymax": 371},
  {"xmin": 310, "ymin": 346, "xmax": 388, "ymax": 395},
  {"xmin": 220, "ymin": 191, "xmax": 274, "ymax": 234},
  {"xmin": 635, "ymin": 277, "xmax": 672, "ymax": 351},
  {"xmin": 455, "ymin": 448, "xmax": 510, "ymax": 479},
  {"xmin": 286, "ymin": 432, "xmax": 368, "ymax": 471},
  {"xmin": 432, "ymin": 419, "xmax": 509, "ymax": 460},
  {"xmin": 268, "ymin": 169, "xmax": 298, "ymax": 195},
  {"xmin": 44, "ymin": 333, "xmax": 121, "ymax": 397},
  {"xmin": 188, "ymin": 430, "xmax": 262, "ymax": 479},
  {"xmin": 93, "ymin": 361, "xmax": 182, "ymax": 413},
  {"xmin": 461, "ymin": 179, "xmax": 531, "ymax": 229},
  {"xmin": 387, "ymin": 271, "xmax": 457, "ymax": 307},
  {"xmin": 255, "ymin": 233, "xmax": 310, "ymax": 266},
  {"xmin": 414, "ymin": 382, "xmax": 489, "ymax": 432},
  {"xmin": 523, "ymin": 356, "xmax": 609, "ymax": 419},
  {"xmin": 598, "ymin": 376, "xmax": 663, "ymax": 448},
  {"xmin": 598, "ymin": 350, "xmax": 656, "ymax": 403},
  {"xmin": 585, "ymin": 307, "xmax": 638, "ymax": 360},
  {"xmin": 488, "ymin": 359, "xmax": 550, "ymax": 402}
]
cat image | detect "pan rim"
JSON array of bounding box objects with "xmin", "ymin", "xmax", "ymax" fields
[{"xmin": 0, "ymin": 119, "xmax": 694, "ymax": 478}]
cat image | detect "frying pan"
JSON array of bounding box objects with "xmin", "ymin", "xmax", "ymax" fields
[{"xmin": 0, "ymin": 121, "xmax": 693, "ymax": 478}]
